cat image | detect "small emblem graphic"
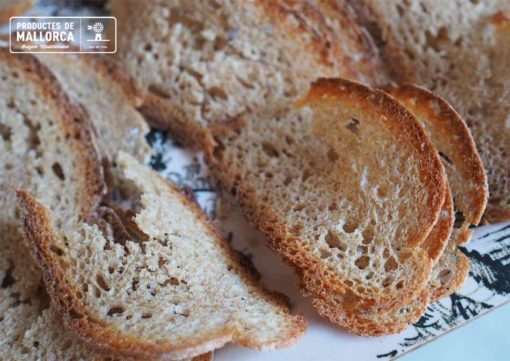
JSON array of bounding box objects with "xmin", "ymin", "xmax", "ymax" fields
[{"xmin": 87, "ymin": 21, "xmax": 108, "ymax": 42}]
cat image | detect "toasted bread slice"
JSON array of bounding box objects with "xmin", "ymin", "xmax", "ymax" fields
[
  {"xmin": 18, "ymin": 152, "xmax": 306, "ymax": 361},
  {"xmin": 385, "ymin": 84, "xmax": 487, "ymax": 235},
  {"xmin": 386, "ymin": 84, "xmax": 488, "ymax": 299},
  {"xmin": 0, "ymin": 49, "xmax": 108, "ymax": 359},
  {"xmin": 111, "ymin": 0, "xmax": 383, "ymax": 148},
  {"xmin": 35, "ymin": 54, "xmax": 151, "ymax": 163},
  {"xmin": 355, "ymin": 0, "xmax": 508, "ymax": 221},
  {"xmin": 0, "ymin": 49, "xmax": 210, "ymax": 361},
  {"xmin": 0, "ymin": 0, "xmax": 34, "ymax": 24},
  {"xmin": 313, "ymin": 184, "xmax": 452, "ymax": 336},
  {"xmin": 205, "ymin": 78, "xmax": 446, "ymax": 334}
]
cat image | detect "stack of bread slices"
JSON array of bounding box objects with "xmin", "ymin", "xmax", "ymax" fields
[
  {"xmin": 112, "ymin": 0, "xmax": 492, "ymax": 336},
  {"xmin": 0, "ymin": 49, "xmax": 305, "ymax": 360},
  {"xmin": 2, "ymin": 0, "xmax": 507, "ymax": 359}
]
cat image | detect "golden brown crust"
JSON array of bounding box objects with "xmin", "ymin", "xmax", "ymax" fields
[
  {"xmin": 303, "ymin": 78, "xmax": 446, "ymax": 248},
  {"xmin": 312, "ymin": 288, "xmax": 430, "ymax": 336},
  {"xmin": 206, "ymin": 78, "xmax": 446, "ymax": 330},
  {"xmin": 0, "ymin": 0, "xmax": 34, "ymax": 24},
  {"xmin": 16, "ymin": 168, "xmax": 305, "ymax": 360},
  {"xmin": 384, "ymin": 83, "xmax": 488, "ymax": 227},
  {"xmin": 422, "ymin": 181, "xmax": 454, "ymax": 261},
  {"xmin": 429, "ymin": 246, "xmax": 470, "ymax": 302},
  {"xmin": 0, "ymin": 48, "xmax": 105, "ymax": 217}
]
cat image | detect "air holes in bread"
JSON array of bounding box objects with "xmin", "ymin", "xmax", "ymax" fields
[
  {"xmin": 52, "ymin": 162, "xmax": 65, "ymax": 181},
  {"xmin": 343, "ymin": 221, "xmax": 357, "ymax": 233},
  {"xmin": 438, "ymin": 269, "xmax": 453, "ymax": 285},
  {"xmin": 1, "ymin": 265, "xmax": 15, "ymax": 288},
  {"xmin": 425, "ymin": 27, "xmax": 449, "ymax": 52},
  {"xmin": 261, "ymin": 142, "xmax": 279, "ymax": 158},
  {"xmin": 49, "ymin": 245, "xmax": 64, "ymax": 256},
  {"xmin": 96, "ymin": 274, "xmax": 110, "ymax": 292},
  {"xmin": 355, "ymin": 255, "xmax": 370, "ymax": 269},
  {"xmin": 384, "ymin": 256, "xmax": 398, "ymax": 272},
  {"xmin": 346, "ymin": 118, "xmax": 360, "ymax": 136},
  {"xmin": 23, "ymin": 118, "xmax": 42, "ymax": 155},
  {"xmin": 107, "ymin": 306, "xmax": 125, "ymax": 317},
  {"xmin": 0, "ymin": 123, "xmax": 12, "ymax": 141}
]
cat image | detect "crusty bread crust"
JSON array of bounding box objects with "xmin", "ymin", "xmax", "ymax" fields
[
  {"xmin": 384, "ymin": 84, "xmax": 488, "ymax": 228},
  {"xmin": 422, "ymin": 181, "xmax": 454, "ymax": 261},
  {"xmin": 301, "ymin": 78, "xmax": 446, "ymax": 248},
  {"xmin": 205, "ymin": 78, "xmax": 447, "ymax": 333},
  {"xmin": 17, "ymin": 157, "xmax": 306, "ymax": 360}
]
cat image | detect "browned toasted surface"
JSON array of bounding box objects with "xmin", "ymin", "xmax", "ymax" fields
[
  {"xmin": 205, "ymin": 77, "xmax": 446, "ymax": 334},
  {"xmin": 385, "ymin": 84, "xmax": 488, "ymax": 227},
  {"xmin": 17, "ymin": 153, "xmax": 306, "ymax": 361}
]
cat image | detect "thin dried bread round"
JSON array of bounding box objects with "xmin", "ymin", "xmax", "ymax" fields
[
  {"xmin": 17, "ymin": 152, "xmax": 306, "ymax": 361},
  {"xmin": 308, "ymin": 184, "xmax": 452, "ymax": 335},
  {"xmin": 385, "ymin": 83, "xmax": 487, "ymax": 232},
  {"xmin": 0, "ymin": 49, "xmax": 106, "ymax": 359},
  {"xmin": 206, "ymin": 78, "xmax": 446, "ymax": 328},
  {"xmin": 355, "ymin": 0, "xmax": 504, "ymax": 220}
]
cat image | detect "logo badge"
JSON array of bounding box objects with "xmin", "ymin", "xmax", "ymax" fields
[{"xmin": 9, "ymin": 16, "xmax": 116, "ymax": 53}]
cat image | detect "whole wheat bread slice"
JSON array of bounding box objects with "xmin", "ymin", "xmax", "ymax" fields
[
  {"xmin": 305, "ymin": 182, "xmax": 452, "ymax": 336},
  {"xmin": 35, "ymin": 54, "xmax": 151, "ymax": 163},
  {"xmin": 354, "ymin": 0, "xmax": 509, "ymax": 221},
  {"xmin": 204, "ymin": 77, "xmax": 446, "ymax": 334},
  {"xmin": 17, "ymin": 152, "xmax": 306, "ymax": 361},
  {"xmin": 0, "ymin": 48, "xmax": 108, "ymax": 360},
  {"xmin": 335, "ymin": 84, "xmax": 487, "ymax": 335},
  {"xmin": 111, "ymin": 0, "xmax": 385, "ymax": 148},
  {"xmin": 386, "ymin": 84, "xmax": 487, "ymax": 299},
  {"xmin": 0, "ymin": 48, "xmax": 210, "ymax": 361}
]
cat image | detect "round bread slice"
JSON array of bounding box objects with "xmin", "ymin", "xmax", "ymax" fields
[
  {"xmin": 205, "ymin": 78, "xmax": 446, "ymax": 333},
  {"xmin": 17, "ymin": 152, "xmax": 306, "ymax": 361}
]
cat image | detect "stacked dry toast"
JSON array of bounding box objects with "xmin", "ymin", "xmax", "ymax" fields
[{"xmin": 1, "ymin": 0, "xmax": 509, "ymax": 359}]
